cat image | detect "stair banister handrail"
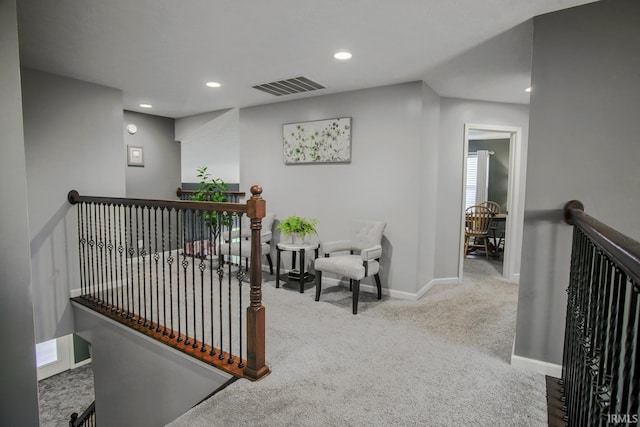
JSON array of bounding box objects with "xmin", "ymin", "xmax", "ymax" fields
[
  {"xmin": 69, "ymin": 190, "xmax": 247, "ymax": 213},
  {"xmin": 67, "ymin": 187, "xmax": 270, "ymax": 381},
  {"xmin": 564, "ymin": 200, "xmax": 640, "ymax": 284},
  {"xmin": 560, "ymin": 199, "xmax": 640, "ymax": 425}
]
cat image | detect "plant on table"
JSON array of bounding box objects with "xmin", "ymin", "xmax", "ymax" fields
[{"xmin": 277, "ymin": 215, "xmax": 319, "ymax": 243}]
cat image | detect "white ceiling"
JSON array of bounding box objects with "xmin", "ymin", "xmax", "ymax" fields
[{"xmin": 16, "ymin": 0, "xmax": 597, "ymax": 118}]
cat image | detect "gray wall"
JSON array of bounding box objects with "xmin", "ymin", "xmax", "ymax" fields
[
  {"xmin": 515, "ymin": 0, "xmax": 640, "ymax": 365},
  {"xmin": 435, "ymin": 98, "xmax": 529, "ymax": 280},
  {"xmin": 0, "ymin": 1, "xmax": 40, "ymax": 424},
  {"xmin": 74, "ymin": 305, "xmax": 230, "ymax": 427},
  {"xmin": 176, "ymin": 108, "xmax": 240, "ymax": 185},
  {"xmin": 240, "ymin": 82, "xmax": 427, "ymax": 295},
  {"xmin": 124, "ymin": 110, "xmax": 180, "ymax": 199},
  {"xmin": 21, "ymin": 68, "xmax": 126, "ymax": 342},
  {"xmin": 416, "ymin": 82, "xmax": 441, "ymax": 292}
]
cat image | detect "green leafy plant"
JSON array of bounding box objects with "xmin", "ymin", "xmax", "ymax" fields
[
  {"xmin": 192, "ymin": 166, "xmax": 230, "ymax": 254},
  {"xmin": 277, "ymin": 215, "xmax": 319, "ymax": 241}
]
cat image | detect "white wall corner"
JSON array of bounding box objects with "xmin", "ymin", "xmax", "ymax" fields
[
  {"xmin": 432, "ymin": 277, "xmax": 461, "ymax": 286},
  {"xmin": 415, "ymin": 280, "xmax": 435, "ymax": 300},
  {"xmin": 510, "ymin": 354, "xmax": 562, "ymax": 378}
]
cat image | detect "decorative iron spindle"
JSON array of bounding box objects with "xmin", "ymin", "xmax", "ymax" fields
[
  {"xmin": 68, "ymin": 189, "xmax": 270, "ymax": 380},
  {"xmin": 168, "ymin": 209, "xmax": 175, "ymax": 338},
  {"xmin": 561, "ymin": 201, "xmax": 640, "ymax": 426},
  {"xmin": 126, "ymin": 205, "xmax": 134, "ymax": 319},
  {"xmin": 117, "ymin": 204, "xmax": 125, "ymax": 316}
]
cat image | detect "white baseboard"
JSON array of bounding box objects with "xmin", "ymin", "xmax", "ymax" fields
[
  {"xmin": 319, "ymin": 276, "xmax": 446, "ymax": 301},
  {"xmin": 431, "ymin": 277, "xmax": 461, "ymax": 286},
  {"xmin": 71, "ymin": 357, "xmax": 92, "ymax": 370},
  {"xmin": 510, "ymin": 354, "xmax": 562, "ymax": 378}
]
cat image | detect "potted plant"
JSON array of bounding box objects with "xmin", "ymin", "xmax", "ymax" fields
[
  {"xmin": 277, "ymin": 215, "xmax": 319, "ymax": 244},
  {"xmin": 191, "ymin": 166, "xmax": 230, "ymax": 256}
]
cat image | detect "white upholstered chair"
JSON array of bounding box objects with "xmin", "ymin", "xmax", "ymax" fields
[
  {"xmin": 226, "ymin": 213, "xmax": 275, "ymax": 274},
  {"xmin": 314, "ymin": 219, "xmax": 386, "ymax": 314}
]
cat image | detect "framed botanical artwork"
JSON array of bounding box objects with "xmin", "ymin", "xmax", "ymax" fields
[
  {"xmin": 283, "ymin": 117, "xmax": 351, "ymax": 164},
  {"xmin": 127, "ymin": 145, "xmax": 144, "ymax": 167}
]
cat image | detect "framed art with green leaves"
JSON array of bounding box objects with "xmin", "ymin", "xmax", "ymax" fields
[{"xmin": 283, "ymin": 117, "xmax": 351, "ymax": 164}]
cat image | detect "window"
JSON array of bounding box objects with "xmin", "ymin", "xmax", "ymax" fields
[
  {"xmin": 36, "ymin": 339, "xmax": 58, "ymax": 367},
  {"xmin": 465, "ymin": 153, "xmax": 478, "ymax": 210}
]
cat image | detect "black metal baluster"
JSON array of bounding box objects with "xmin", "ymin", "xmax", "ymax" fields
[
  {"xmin": 594, "ymin": 255, "xmax": 614, "ymax": 426},
  {"xmin": 589, "ymin": 250, "xmax": 606, "ymax": 424},
  {"xmin": 155, "ymin": 208, "xmax": 161, "ymax": 332},
  {"xmin": 191, "ymin": 210, "xmax": 199, "ymax": 349},
  {"xmin": 580, "ymin": 243, "xmax": 596, "ymax": 427},
  {"xmin": 619, "ymin": 278, "xmax": 637, "ymax": 418},
  {"xmin": 88, "ymin": 203, "xmax": 96, "ymax": 302},
  {"xmin": 107, "ymin": 204, "xmax": 116, "ymax": 312},
  {"xmin": 562, "ymin": 226, "xmax": 577, "ymax": 422},
  {"xmin": 77, "ymin": 202, "xmax": 87, "ymax": 297},
  {"xmin": 630, "ymin": 283, "xmax": 640, "ymax": 418},
  {"xmin": 96, "ymin": 203, "xmax": 105, "ymax": 305},
  {"xmin": 142, "ymin": 207, "xmax": 149, "ymax": 327},
  {"xmin": 147, "ymin": 207, "xmax": 154, "ymax": 329},
  {"xmin": 218, "ymin": 212, "xmax": 225, "ymax": 361},
  {"xmin": 609, "ymin": 269, "xmax": 627, "ymax": 419},
  {"xmin": 167, "ymin": 209, "xmax": 175, "ymax": 339},
  {"xmin": 136, "ymin": 206, "xmax": 144, "ymax": 323},
  {"xmin": 183, "ymin": 210, "xmax": 193, "ymax": 347},
  {"xmin": 568, "ymin": 232, "xmax": 586, "ymax": 425},
  {"xmin": 179, "ymin": 209, "xmax": 187, "ymax": 343},
  {"xmin": 237, "ymin": 213, "xmax": 244, "ymax": 368},
  {"xmin": 209, "ymin": 211, "xmax": 216, "ymax": 357},
  {"xmin": 102, "ymin": 204, "xmax": 109, "ymax": 306},
  {"xmin": 117, "ymin": 204, "xmax": 125, "ymax": 316},
  {"xmin": 127, "ymin": 205, "xmax": 135, "ymax": 319},
  {"xmin": 227, "ymin": 213, "xmax": 234, "ymax": 364},
  {"xmin": 82, "ymin": 202, "xmax": 92, "ymax": 299},
  {"xmin": 200, "ymin": 211, "xmax": 207, "ymax": 352}
]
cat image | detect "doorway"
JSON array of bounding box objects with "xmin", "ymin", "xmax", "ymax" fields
[{"xmin": 459, "ymin": 124, "xmax": 524, "ymax": 282}]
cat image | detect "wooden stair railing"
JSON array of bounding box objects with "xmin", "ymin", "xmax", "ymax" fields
[
  {"xmin": 176, "ymin": 187, "xmax": 246, "ymax": 203},
  {"xmin": 69, "ymin": 401, "xmax": 96, "ymax": 427},
  {"xmin": 556, "ymin": 201, "xmax": 640, "ymax": 425},
  {"xmin": 67, "ymin": 186, "xmax": 269, "ymax": 381}
]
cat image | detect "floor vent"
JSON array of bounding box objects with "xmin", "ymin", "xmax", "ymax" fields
[{"xmin": 252, "ymin": 76, "xmax": 325, "ymax": 96}]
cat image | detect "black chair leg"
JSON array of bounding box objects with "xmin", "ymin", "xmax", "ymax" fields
[
  {"xmin": 349, "ymin": 279, "xmax": 352, "ymax": 291},
  {"xmin": 374, "ymin": 274, "xmax": 382, "ymax": 299},
  {"xmin": 266, "ymin": 254, "xmax": 273, "ymax": 275},
  {"xmin": 315, "ymin": 271, "xmax": 322, "ymax": 301},
  {"xmin": 352, "ymin": 280, "xmax": 360, "ymax": 314}
]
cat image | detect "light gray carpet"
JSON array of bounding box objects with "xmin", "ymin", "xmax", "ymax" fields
[
  {"xmin": 38, "ymin": 363, "xmax": 94, "ymax": 427},
  {"xmin": 168, "ymin": 258, "xmax": 547, "ymax": 426}
]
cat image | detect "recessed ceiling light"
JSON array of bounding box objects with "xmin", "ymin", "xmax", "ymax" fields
[
  {"xmin": 334, "ymin": 51, "xmax": 352, "ymax": 60},
  {"xmin": 206, "ymin": 81, "xmax": 221, "ymax": 88},
  {"xmin": 525, "ymin": 87, "xmax": 532, "ymax": 93},
  {"xmin": 139, "ymin": 103, "xmax": 152, "ymax": 108}
]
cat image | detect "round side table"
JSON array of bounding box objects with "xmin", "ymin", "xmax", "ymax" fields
[{"xmin": 276, "ymin": 242, "xmax": 319, "ymax": 293}]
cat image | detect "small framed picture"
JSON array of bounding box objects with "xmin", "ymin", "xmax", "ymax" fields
[{"xmin": 127, "ymin": 145, "xmax": 144, "ymax": 167}]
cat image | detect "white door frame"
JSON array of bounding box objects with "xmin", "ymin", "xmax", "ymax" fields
[{"xmin": 459, "ymin": 123, "xmax": 524, "ymax": 281}]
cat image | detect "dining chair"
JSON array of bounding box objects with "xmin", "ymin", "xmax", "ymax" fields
[
  {"xmin": 479, "ymin": 201, "xmax": 502, "ymax": 253},
  {"xmin": 464, "ymin": 205, "xmax": 493, "ymax": 257}
]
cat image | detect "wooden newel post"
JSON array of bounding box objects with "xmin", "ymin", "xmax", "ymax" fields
[{"xmin": 244, "ymin": 185, "xmax": 270, "ymax": 380}]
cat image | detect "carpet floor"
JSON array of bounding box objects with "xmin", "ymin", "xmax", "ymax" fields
[
  {"xmin": 38, "ymin": 363, "xmax": 94, "ymax": 427},
  {"xmin": 168, "ymin": 257, "xmax": 547, "ymax": 427},
  {"xmin": 38, "ymin": 257, "xmax": 545, "ymax": 426}
]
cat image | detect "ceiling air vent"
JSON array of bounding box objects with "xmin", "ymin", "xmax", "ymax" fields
[{"xmin": 252, "ymin": 76, "xmax": 325, "ymax": 96}]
